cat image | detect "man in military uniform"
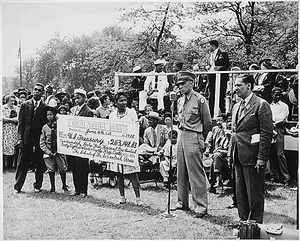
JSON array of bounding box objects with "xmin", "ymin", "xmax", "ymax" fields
[{"xmin": 173, "ymin": 71, "xmax": 212, "ymax": 218}]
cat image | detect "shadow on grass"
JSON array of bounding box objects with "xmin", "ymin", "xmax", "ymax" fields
[
  {"xmin": 199, "ymin": 213, "xmax": 238, "ymax": 231},
  {"xmin": 23, "ymin": 190, "xmax": 162, "ymax": 216},
  {"xmin": 264, "ymin": 192, "xmax": 287, "ymax": 200},
  {"xmin": 264, "ymin": 211, "xmax": 297, "ymax": 225},
  {"xmin": 140, "ymin": 184, "xmax": 174, "ymax": 193}
]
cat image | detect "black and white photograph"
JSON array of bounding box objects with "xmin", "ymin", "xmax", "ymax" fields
[{"xmin": 2, "ymin": 1, "xmax": 299, "ymax": 239}]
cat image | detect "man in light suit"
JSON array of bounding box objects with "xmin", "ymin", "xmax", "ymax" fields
[
  {"xmin": 14, "ymin": 83, "xmax": 47, "ymax": 193},
  {"xmin": 69, "ymin": 88, "xmax": 94, "ymax": 197},
  {"xmin": 229, "ymin": 74, "xmax": 273, "ymax": 223},
  {"xmin": 206, "ymin": 40, "xmax": 230, "ymax": 116},
  {"xmin": 139, "ymin": 59, "xmax": 169, "ymax": 112}
]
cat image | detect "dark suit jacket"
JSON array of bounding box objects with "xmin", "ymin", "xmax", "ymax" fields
[
  {"xmin": 77, "ymin": 103, "xmax": 94, "ymax": 117},
  {"xmin": 229, "ymin": 94, "xmax": 273, "ymax": 165},
  {"xmin": 255, "ymin": 71, "xmax": 277, "ymax": 103},
  {"xmin": 213, "ymin": 49, "xmax": 230, "ymax": 71},
  {"xmin": 18, "ymin": 99, "xmax": 47, "ymax": 145}
]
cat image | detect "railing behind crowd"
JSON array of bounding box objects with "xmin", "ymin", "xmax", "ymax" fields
[{"xmin": 114, "ymin": 69, "xmax": 298, "ymax": 119}]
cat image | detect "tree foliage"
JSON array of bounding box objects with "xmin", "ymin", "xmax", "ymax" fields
[
  {"xmin": 11, "ymin": 2, "xmax": 297, "ymax": 94},
  {"xmin": 190, "ymin": 1, "xmax": 298, "ymax": 68}
]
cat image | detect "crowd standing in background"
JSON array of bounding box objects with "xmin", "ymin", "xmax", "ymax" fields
[{"xmin": 2, "ymin": 42, "xmax": 298, "ymax": 222}]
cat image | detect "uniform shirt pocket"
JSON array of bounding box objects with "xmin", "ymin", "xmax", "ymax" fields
[{"xmin": 187, "ymin": 106, "xmax": 199, "ymax": 122}]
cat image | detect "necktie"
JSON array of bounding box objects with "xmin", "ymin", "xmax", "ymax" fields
[
  {"xmin": 152, "ymin": 128, "xmax": 157, "ymax": 147},
  {"xmin": 154, "ymin": 76, "xmax": 158, "ymax": 90},
  {"xmin": 75, "ymin": 106, "xmax": 79, "ymax": 116},
  {"xmin": 33, "ymin": 100, "xmax": 38, "ymax": 117},
  {"xmin": 238, "ymin": 100, "xmax": 246, "ymax": 119}
]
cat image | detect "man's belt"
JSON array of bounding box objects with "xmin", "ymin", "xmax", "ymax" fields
[{"xmin": 180, "ymin": 127, "xmax": 202, "ymax": 134}]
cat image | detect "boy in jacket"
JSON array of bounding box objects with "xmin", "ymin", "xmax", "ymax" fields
[{"xmin": 40, "ymin": 106, "xmax": 68, "ymax": 192}]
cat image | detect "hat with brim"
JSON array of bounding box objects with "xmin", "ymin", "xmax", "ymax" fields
[
  {"xmin": 133, "ymin": 66, "xmax": 142, "ymax": 72},
  {"xmin": 146, "ymin": 111, "xmax": 161, "ymax": 120},
  {"xmin": 208, "ymin": 40, "xmax": 219, "ymax": 47},
  {"xmin": 58, "ymin": 105, "xmax": 67, "ymax": 111},
  {"xmin": 42, "ymin": 105, "xmax": 58, "ymax": 116},
  {"xmin": 258, "ymin": 58, "xmax": 272, "ymax": 66},
  {"xmin": 74, "ymin": 88, "xmax": 86, "ymax": 97},
  {"xmin": 18, "ymin": 90, "xmax": 27, "ymax": 96},
  {"xmin": 154, "ymin": 59, "xmax": 164, "ymax": 65},
  {"xmin": 45, "ymin": 84, "xmax": 54, "ymax": 93},
  {"xmin": 55, "ymin": 90, "xmax": 70, "ymax": 99},
  {"xmin": 176, "ymin": 71, "xmax": 196, "ymax": 85}
]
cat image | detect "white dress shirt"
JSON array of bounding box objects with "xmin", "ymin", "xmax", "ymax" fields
[{"xmin": 270, "ymin": 100, "xmax": 289, "ymax": 124}]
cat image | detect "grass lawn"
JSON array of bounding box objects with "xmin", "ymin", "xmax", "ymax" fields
[{"xmin": 3, "ymin": 169, "xmax": 298, "ymax": 240}]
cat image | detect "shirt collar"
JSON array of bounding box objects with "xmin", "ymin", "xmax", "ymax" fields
[
  {"xmin": 243, "ymin": 92, "xmax": 253, "ymax": 106},
  {"xmin": 185, "ymin": 89, "xmax": 194, "ymax": 100},
  {"xmin": 271, "ymin": 100, "xmax": 281, "ymax": 105},
  {"xmin": 33, "ymin": 99, "xmax": 41, "ymax": 106}
]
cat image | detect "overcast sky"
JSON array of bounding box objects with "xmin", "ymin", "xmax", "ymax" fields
[{"xmin": 2, "ymin": 1, "xmax": 139, "ymax": 77}]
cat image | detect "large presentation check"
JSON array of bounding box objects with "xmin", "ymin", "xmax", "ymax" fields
[{"xmin": 57, "ymin": 115, "xmax": 139, "ymax": 167}]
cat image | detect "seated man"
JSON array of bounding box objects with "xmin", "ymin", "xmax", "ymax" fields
[
  {"xmin": 139, "ymin": 111, "xmax": 163, "ymax": 164},
  {"xmin": 160, "ymin": 130, "xmax": 178, "ymax": 188},
  {"xmin": 138, "ymin": 104, "xmax": 153, "ymax": 142},
  {"xmin": 139, "ymin": 60, "xmax": 169, "ymax": 113},
  {"xmin": 204, "ymin": 114, "xmax": 231, "ymax": 192}
]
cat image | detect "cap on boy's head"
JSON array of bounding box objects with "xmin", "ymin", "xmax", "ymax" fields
[
  {"xmin": 58, "ymin": 105, "xmax": 67, "ymax": 111},
  {"xmin": 176, "ymin": 71, "xmax": 196, "ymax": 85},
  {"xmin": 74, "ymin": 88, "xmax": 86, "ymax": 97},
  {"xmin": 42, "ymin": 105, "xmax": 58, "ymax": 116},
  {"xmin": 208, "ymin": 40, "xmax": 219, "ymax": 47},
  {"xmin": 45, "ymin": 84, "xmax": 54, "ymax": 93},
  {"xmin": 133, "ymin": 66, "xmax": 142, "ymax": 72},
  {"xmin": 154, "ymin": 59, "xmax": 164, "ymax": 65}
]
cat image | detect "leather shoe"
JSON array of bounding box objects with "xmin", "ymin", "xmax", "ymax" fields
[
  {"xmin": 171, "ymin": 203, "xmax": 189, "ymax": 211},
  {"xmin": 80, "ymin": 193, "xmax": 87, "ymax": 198},
  {"xmin": 34, "ymin": 188, "xmax": 41, "ymax": 193},
  {"xmin": 14, "ymin": 189, "xmax": 21, "ymax": 194},
  {"xmin": 192, "ymin": 212, "xmax": 207, "ymax": 218},
  {"xmin": 69, "ymin": 192, "xmax": 80, "ymax": 196}
]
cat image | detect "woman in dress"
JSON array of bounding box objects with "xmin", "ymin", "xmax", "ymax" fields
[
  {"xmin": 2, "ymin": 94, "xmax": 19, "ymax": 169},
  {"xmin": 108, "ymin": 92, "xmax": 143, "ymax": 206}
]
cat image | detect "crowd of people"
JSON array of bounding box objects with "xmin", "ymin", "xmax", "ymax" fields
[{"xmin": 2, "ymin": 39, "xmax": 298, "ymax": 222}]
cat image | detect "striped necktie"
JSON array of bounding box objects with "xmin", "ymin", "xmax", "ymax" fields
[{"xmin": 238, "ymin": 100, "xmax": 246, "ymax": 120}]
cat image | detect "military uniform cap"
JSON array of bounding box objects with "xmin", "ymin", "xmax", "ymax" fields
[{"xmin": 176, "ymin": 71, "xmax": 196, "ymax": 84}]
